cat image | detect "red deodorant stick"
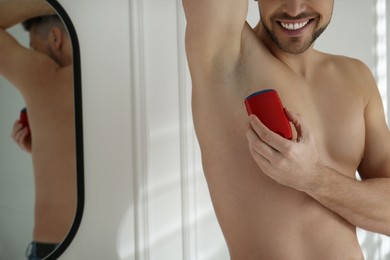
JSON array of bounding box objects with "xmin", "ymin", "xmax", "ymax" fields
[
  {"xmin": 19, "ymin": 108, "xmax": 29, "ymax": 128},
  {"xmin": 245, "ymin": 89, "xmax": 293, "ymax": 140}
]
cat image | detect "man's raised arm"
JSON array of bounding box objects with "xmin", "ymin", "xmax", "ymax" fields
[
  {"xmin": 182, "ymin": 0, "xmax": 249, "ymax": 77},
  {"xmin": 0, "ymin": 0, "xmax": 58, "ymax": 92},
  {"xmin": 0, "ymin": 0, "xmax": 54, "ymax": 29}
]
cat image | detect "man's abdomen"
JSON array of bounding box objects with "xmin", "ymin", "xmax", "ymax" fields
[{"xmin": 204, "ymin": 163, "xmax": 363, "ymax": 260}]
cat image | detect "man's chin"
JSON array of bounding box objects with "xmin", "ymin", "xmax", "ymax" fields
[{"xmin": 275, "ymin": 39, "xmax": 313, "ymax": 55}]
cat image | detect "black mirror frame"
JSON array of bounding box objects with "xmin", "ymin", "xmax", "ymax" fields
[{"xmin": 45, "ymin": 0, "xmax": 84, "ymax": 259}]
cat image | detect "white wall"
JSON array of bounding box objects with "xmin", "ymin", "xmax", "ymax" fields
[
  {"xmin": 120, "ymin": 0, "xmax": 228, "ymax": 259},
  {"xmin": 0, "ymin": 25, "xmax": 35, "ymax": 260},
  {"xmin": 57, "ymin": 0, "xmax": 135, "ymax": 259}
]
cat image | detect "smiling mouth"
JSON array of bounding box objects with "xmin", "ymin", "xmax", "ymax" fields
[{"xmin": 279, "ymin": 20, "xmax": 312, "ymax": 31}]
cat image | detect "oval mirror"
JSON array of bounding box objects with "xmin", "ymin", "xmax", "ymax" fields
[{"xmin": 0, "ymin": 0, "xmax": 83, "ymax": 259}]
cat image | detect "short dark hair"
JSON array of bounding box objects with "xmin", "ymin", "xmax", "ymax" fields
[{"xmin": 22, "ymin": 15, "xmax": 63, "ymax": 32}]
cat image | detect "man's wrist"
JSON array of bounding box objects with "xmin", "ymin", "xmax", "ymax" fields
[{"xmin": 301, "ymin": 161, "xmax": 331, "ymax": 196}]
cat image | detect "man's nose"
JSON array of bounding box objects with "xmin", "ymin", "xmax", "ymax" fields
[{"xmin": 282, "ymin": 0, "xmax": 308, "ymax": 18}]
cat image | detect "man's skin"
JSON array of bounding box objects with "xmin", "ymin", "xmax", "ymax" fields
[
  {"xmin": 0, "ymin": 0, "xmax": 76, "ymax": 244},
  {"xmin": 183, "ymin": 0, "xmax": 390, "ymax": 259}
]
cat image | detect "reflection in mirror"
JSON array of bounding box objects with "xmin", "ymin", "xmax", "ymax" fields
[{"xmin": 0, "ymin": 0, "xmax": 82, "ymax": 259}]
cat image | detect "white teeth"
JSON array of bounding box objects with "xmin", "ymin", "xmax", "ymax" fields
[{"xmin": 280, "ymin": 20, "xmax": 309, "ymax": 31}]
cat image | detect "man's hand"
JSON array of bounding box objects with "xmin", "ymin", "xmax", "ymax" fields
[
  {"xmin": 246, "ymin": 108, "xmax": 390, "ymax": 235},
  {"xmin": 245, "ymin": 108, "xmax": 322, "ymax": 192},
  {"xmin": 11, "ymin": 120, "xmax": 32, "ymax": 153}
]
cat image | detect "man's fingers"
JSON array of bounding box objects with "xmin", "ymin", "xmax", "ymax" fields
[
  {"xmin": 246, "ymin": 125, "xmax": 271, "ymax": 159},
  {"xmin": 11, "ymin": 123, "xmax": 28, "ymax": 144},
  {"xmin": 11, "ymin": 121, "xmax": 23, "ymax": 137},
  {"xmin": 248, "ymin": 114, "xmax": 287, "ymax": 152},
  {"xmin": 284, "ymin": 108, "xmax": 305, "ymax": 142}
]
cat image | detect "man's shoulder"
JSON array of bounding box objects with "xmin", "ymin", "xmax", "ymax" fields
[
  {"xmin": 324, "ymin": 51, "xmax": 371, "ymax": 75},
  {"xmin": 320, "ymin": 52, "xmax": 369, "ymax": 71},
  {"xmin": 319, "ymin": 52, "xmax": 374, "ymax": 86},
  {"xmin": 320, "ymin": 52, "xmax": 377, "ymax": 104},
  {"xmin": 57, "ymin": 65, "xmax": 73, "ymax": 77}
]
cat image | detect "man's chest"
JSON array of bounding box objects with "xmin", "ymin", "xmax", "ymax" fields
[{"xmin": 279, "ymin": 81, "xmax": 366, "ymax": 175}]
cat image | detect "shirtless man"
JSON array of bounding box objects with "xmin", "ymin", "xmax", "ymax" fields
[
  {"xmin": 183, "ymin": 0, "xmax": 390, "ymax": 259},
  {"xmin": 0, "ymin": 1, "xmax": 76, "ymax": 259}
]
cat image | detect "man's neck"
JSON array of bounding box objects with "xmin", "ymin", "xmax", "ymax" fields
[{"xmin": 255, "ymin": 23, "xmax": 318, "ymax": 79}]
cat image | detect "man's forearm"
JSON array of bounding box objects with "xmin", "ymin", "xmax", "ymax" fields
[
  {"xmin": 0, "ymin": 0, "xmax": 54, "ymax": 29},
  {"xmin": 305, "ymin": 166, "xmax": 390, "ymax": 236}
]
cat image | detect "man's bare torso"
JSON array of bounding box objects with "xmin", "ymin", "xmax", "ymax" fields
[
  {"xmin": 191, "ymin": 23, "xmax": 366, "ymax": 259},
  {"xmin": 24, "ymin": 65, "xmax": 77, "ymax": 243}
]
